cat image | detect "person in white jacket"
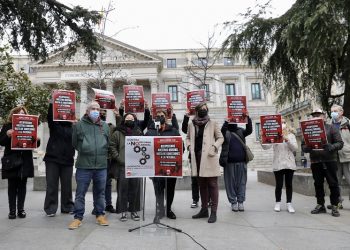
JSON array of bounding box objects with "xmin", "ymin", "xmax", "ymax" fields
[{"xmin": 261, "ymin": 118, "xmax": 298, "ymax": 213}]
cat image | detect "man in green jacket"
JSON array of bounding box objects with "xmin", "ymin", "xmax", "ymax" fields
[{"xmin": 68, "ymin": 101, "xmax": 110, "ymax": 230}]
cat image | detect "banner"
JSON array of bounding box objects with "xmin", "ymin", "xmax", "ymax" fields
[
  {"xmin": 125, "ymin": 136, "xmax": 183, "ymax": 177},
  {"xmin": 152, "ymin": 93, "xmax": 171, "ymax": 119},
  {"xmin": 92, "ymin": 88, "xmax": 116, "ymax": 110},
  {"xmin": 11, "ymin": 114, "xmax": 39, "ymax": 150},
  {"xmin": 154, "ymin": 137, "xmax": 183, "ymax": 177},
  {"xmin": 52, "ymin": 89, "xmax": 76, "ymax": 121},
  {"xmin": 260, "ymin": 115, "xmax": 283, "ymax": 144},
  {"xmin": 300, "ymin": 119, "xmax": 328, "ymax": 150},
  {"xmin": 124, "ymin": 85, "xmax": 145, "ymax": 113},
  {"xmin": 186, "ymin": 89, "xmax": 205, "ymax": 115},
  {"xmin": 226, "ymin": 96, "xmax": 248, "ymax": 124}
]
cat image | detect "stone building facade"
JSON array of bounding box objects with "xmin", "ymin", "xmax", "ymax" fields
[{"xmin": 19, "ymin": 36, "xmax": 276, "ymax": 169}]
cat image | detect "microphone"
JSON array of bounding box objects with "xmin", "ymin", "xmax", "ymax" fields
[{"xmin": 155, "ymin": 121, "xmax": 160, "ymax": 129}]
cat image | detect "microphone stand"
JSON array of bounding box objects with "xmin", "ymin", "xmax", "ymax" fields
[{"xmin": 129, "ymin": 121, "xmax": 182, "ymax": 233}]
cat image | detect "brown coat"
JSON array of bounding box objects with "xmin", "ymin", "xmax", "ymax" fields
[{"xmin": 186, "ymin": 119, "xmax": 224, "ymax": 177}]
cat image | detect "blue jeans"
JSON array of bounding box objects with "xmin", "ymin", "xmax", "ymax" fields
[{"xmin": 74, "ymin": 168, "xmax": 107, "ymax": 220}]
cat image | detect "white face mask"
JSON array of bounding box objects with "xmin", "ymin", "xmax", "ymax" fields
[{"xmin": 282, "ymin": 123, "xmax": 286, "ymax": 129}]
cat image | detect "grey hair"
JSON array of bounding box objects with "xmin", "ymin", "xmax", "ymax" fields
[
  {"xmin": 86, "ymin": 101, "xmax": 100, "ymax": 112},
  {"xmin": 331, "ymin": 104, "xmax": 343, "ymax": 112}
]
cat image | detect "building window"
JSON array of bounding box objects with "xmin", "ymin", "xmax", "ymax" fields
[
  {"xmin": 255, "ymin": 123, "xmax": 261, "ymax": 141},
  {"xmin": 168, "ymin": 85, "xmax": 178, "ymax": 102},
  {"xmin": 201, "ymin": 84, "xmax": 210, "ymax": 101},
  {"xmin": 225, "ymin": 84, "xmax": 236, "ymax": 95},
  {"xmin": 167, "ymin": 59, "xmax": 176, "ymax": 68},
  {"xmin": 251, "ymin": 83, "xmax": 261, "ymax": 100},
  {"xmin": 224, "ymin": 57, "xmax": 234, "ymax": 66},
  {"xmin": 198, "ymin": 57, "xmax": 208, "ymax": 67}
]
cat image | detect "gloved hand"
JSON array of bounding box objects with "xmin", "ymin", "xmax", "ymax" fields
[
  {"xmin": 323, "ymin": 143, "xmax": 335, "ymax": 152},
  {"xmin": 302, "ymin": 146, "xmax": 312, "ymax": 153}
]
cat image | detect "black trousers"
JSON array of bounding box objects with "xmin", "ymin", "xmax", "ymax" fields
[
  {"xmin": 44, "ymin": 161, "xmax": 74, "ymax": 214},
  {"xmin": 274, "ymin": 169, "xmax": 294, "ymax": 203},
  {"xmin": 191, "ymin": 176, "xmax": 199, "ymax": 202},
  {"xmin": 311, "ymin": 161, "xmax": 340, "ymax": 206},
  {"xmin": 8, "ymin": 177, "xmax": 27, "ymax": 212},
  {"xmin": 115, "ymin": 168, "xmax": 141, "ymax": 213},
  {"xmin": 152, "ymin": 177, "xmax": 176, "ymax": 215}
]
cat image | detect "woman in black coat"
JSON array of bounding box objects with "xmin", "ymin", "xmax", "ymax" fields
[
  {"xmin": 0, "ymin": 106, "xmax": 39, "ymax": 219},
  {"xmin": 43, "ymin": 103, "xmax": 75, "ymax": 216}
]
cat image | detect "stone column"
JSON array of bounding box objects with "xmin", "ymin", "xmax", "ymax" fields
[
  {"xmin": 79, "ymin": 81, "xmax": 87, "ymax": 119},
  {"xmin": 150, "ymin": 78, "xmax": 158, "ymax": 94},
  {"xmin": 240, "ymin": 73, "xmax": 247, "ymax": 97},
  {"xmin": 214, "ymin": 75, "xmax": 221, "ymax": 106},
  {"xmin": 105, "ymin": 80, "xmax": 115, "ymax": 125}
]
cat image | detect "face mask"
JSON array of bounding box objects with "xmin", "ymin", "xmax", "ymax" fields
[
  {"xmin": 156, "ymin": 115, "xmax": 166, "ymax": 125},
  {"xmin": 282, "ymin": 123, "xmax": 286, "ymax": 129},
  {"xmin": 125, "ymin": 120, "xmax": 134, "ymax": 127},
  {"xmin": 89, "ymin": 110, "xmax": 100, "ymax": 122},
  {"xmin": 331, "ymin": 112, "xmax": 339, "ymax": 120},
  {"xmin": 197, "ymin": 109, "xmax": 208, "ymax": 118}
]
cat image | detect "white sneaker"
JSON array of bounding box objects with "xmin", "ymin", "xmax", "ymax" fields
[
  {"xmin": 274, "ymin": 202, "xmax": 281, "ymax": 212},
  {"xmin": 287, "ymin": 203, "xmax": 295, "ymax": 213}
]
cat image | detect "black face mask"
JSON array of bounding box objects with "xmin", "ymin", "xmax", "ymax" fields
[
  {"xmin": 156, "ymin": 116, "xmax": 166, "ymax": 125},
  {"xmin": 100, "ymin": 114, "xmax": 106, "ymax": 121},
  {"xmin": 197, "ymin": 109, "xmax": 208, "ymax": 118},
  {"xmin": 125, "ymin": 120, "xmax": 134, "ymax": 128}
]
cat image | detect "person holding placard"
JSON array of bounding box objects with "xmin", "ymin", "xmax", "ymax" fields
[
  {"xmin": 43, "ymin": 102, "xmax": 75, "ymax": 217},
  {"xmin": 302, "ymin": 109, "xmax": 343, "ymax": 217},
  {"xmin": 187, "ymin": 103, "xmax": 224, "ymax": 223},
  {"xmin": 109, "ymin": 113, "xmax": 143, "ymax": 222},
  {"xmin": 260, "ymin": 118, "xmax": 298, "ymax": 213},
  {"xmin": 146, "ymin": 110, "xmax": 181, "ymax": 221},
  {"xmin": 119, "ymin": 99, "xmax": 150, "ymax": 132},
  {"xmin": 68, "ymin": 101, "xmax": 110, "ymax": 230},
  {"xmin": 219, "ymin": 114, "xmax": 252, "ymax": 212},
  {"xmin": 0, "ymin": 106, "xmax": 40, "ymax": 219}
]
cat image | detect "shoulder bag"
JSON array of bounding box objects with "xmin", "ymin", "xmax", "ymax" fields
[{"xmin": 230, "ymin": 132, "xmax": 254, "ymax": 163}]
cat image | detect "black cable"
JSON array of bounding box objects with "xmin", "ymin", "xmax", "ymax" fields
[{"xmin": 155, "ymin": 224, "xmax": 207, "ymax": 250}]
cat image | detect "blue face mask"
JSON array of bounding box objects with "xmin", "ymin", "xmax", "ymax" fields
[
  {"xmin": 331, "ymin": 111, "xmax": 339, "ymax": 120},
  {"xmin": 89, "ymin": 110, "xmax": 100, "ymax": 121}
]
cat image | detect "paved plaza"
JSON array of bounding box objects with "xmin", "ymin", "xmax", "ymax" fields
[{"xmin": 0, "ymin": 170, "xmax": 350, "ymax": 250}]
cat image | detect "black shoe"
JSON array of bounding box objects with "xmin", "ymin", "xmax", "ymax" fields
[
  {"xmin": 105, "ymin": 205, "xmax": 116, "ymax": 213},
  {"xmin": 8, "ymin": 211, "xmax": 16, "ymax": 219},
  {"xmin": 331, "ymin": 206, "xmax": 340, "ymax": 217},
  {"xmin": 326, "ymin": 204, "xmax": 332, "ymax": 209},
  {"xmin": 192, "ymin": 208, "xmax": 209, "ymax": 219},
  {"xmin": 208, "ymin": 211, "xmax": 217, "ymax": 223},
  {"xmin": 311, "ymin": 204, "xmax": 326, "ymax": 214},
  {"xmin": 17, "ymin": 210, "xmax": 26, "ymax": 218},
  {"xmin": 167, "ymin": 210, "xmax": 176, "ymax": 219},
  {"xmin": 191, "ymin": 201, "xmax": 198, "ymax": 208},
  {"xmin": 91, "ymin": 209, "xmax": 96, "ymax": 215}
]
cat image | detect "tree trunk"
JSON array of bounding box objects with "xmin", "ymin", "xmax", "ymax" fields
[{"xmin": 343, "ymin": 82, "xmax": 350, "ymax": 118}]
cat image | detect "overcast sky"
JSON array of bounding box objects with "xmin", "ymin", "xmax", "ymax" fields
[{"xmin": 64, "ymin": 0, "xmax": 295, "ymax": 50}]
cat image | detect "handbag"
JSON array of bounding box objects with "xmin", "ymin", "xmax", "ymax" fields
[
  {"xmin": 230, "ymin": 132, "xmax": 254, "ymax": 163},
  {"xmin": 1, "ymin": 153, "xmax": 23, "ymax": 171}
]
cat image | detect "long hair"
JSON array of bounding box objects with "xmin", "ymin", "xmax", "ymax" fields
[{"xmin": 6, "ymin": 106, "xmax": 28, "ymax": 123}]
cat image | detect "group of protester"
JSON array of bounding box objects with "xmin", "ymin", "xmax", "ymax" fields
[{"xmin": 1, "ymin": 98, "xmax": 350, "ymax": 229}]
